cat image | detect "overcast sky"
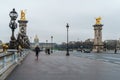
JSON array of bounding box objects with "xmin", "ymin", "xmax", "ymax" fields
[{"xmin": 0, "ymin": 0, "xmax": 120, "ymax": 43}]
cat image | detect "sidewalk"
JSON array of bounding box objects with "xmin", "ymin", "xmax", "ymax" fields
[{"xmin": 6, "ymin": 51, "xmax": 120, "ymax": 80}]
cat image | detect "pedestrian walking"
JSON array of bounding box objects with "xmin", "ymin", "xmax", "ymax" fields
[
  {"xmin": 47, "ymin": 48, "xmax": 50, "ymax": 55},
  {"xmin": 35, "ymin": 45, "xmax": 40, "ymax": 60},
  {"xmin": 114, "ymin": 48, "xmax": 117, "ymax": 54}
]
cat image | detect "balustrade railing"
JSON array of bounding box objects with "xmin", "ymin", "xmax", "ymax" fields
[{"xmin": 0, "ymin": 49, "xmax": 29, "ymax": 75}]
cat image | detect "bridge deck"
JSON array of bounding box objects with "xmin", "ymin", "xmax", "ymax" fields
[{"xmin": 6, "ymin": 51, "xmax": 120, "ymax": 80}]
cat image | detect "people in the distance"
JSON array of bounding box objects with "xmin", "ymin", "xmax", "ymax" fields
[{"xmin": 45, "ymin": 48, "xmax": 50, "ymax": 55}]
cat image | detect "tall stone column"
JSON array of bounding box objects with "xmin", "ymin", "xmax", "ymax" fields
[
  {"xmin": 92, "ymin": 17, "xmax": 104, "ymax": 53},
  {"xmin": 18, "ymin": 20, "xmax": 28, "ymax": 35},
  {"xmin": 17, "ymin": 10, "xmax": 30, "ymax": 48}
]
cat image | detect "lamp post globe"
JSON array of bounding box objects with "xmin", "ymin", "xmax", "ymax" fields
[
  {"xmin": 9, "ymin": 8, "xmax": 18, "ymax": 20},
  {"xmin": 66, "ymin": 23, "xmax": 70, "ymax": 56}
]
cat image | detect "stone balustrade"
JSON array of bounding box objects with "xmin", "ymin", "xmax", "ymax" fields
[{"xmin": 0, "ymin": 49, "xmax": 30, "ymax": 80}]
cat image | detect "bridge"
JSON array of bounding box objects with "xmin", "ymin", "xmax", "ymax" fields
[{"xmin": 0, "ymin": 50, "xmax": 119, "ymax": 80}]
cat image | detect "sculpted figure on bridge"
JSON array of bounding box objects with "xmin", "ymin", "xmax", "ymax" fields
[
  {"xmin": 96, "ymin": 17, "xmax": 101, "ymax": 24},
  {"xmin": 20, "ymin": 10, "xmax": 26, "ymax": 20}
]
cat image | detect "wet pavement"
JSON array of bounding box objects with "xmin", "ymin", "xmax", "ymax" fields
[
  {"xmin": 6, "ymin": 51, "xmax": 120, "ymax": 80},
  {"xmin": 72, "ymin": 51, "xmax": 120, "ymax": 65}
]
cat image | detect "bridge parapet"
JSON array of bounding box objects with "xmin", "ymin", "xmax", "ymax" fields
[{"xmin": 0, "ymin": 49, "xmax": 30, "ymax": 80}]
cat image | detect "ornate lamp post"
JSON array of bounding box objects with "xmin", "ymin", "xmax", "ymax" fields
[
  {"xmin": 9, "ymin": 8, "xmax": 18, "ymax": 49},
  {"xmin": 51, "ymin": 36, "xmax": 53, "ymax": 53},
  {"xmin": 66, "ymin": 23, "xmax": 70, "ymax": 56}
]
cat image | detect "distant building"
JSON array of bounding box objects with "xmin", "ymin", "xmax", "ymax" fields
[
  {"xmin": 104, "ymin": 40, "xmax": 118, "ymax": 50},
  {"xmin": 85, "ymin": 38, "xmax": 94, "ymax": 42},
  {"xmin": 34, "ymin": 35, "xmax": 39, "ymax": 47},
  {"xmin": 30, "ymin": 42, "xmax": 56, "ymax": 50},
  {"xmin": 39, "ymin": 43, "xmax": 56, "ymax": 50},
  {"xmin": 105, "ymin": 40, "xmax": 117, "ymax": 44}
]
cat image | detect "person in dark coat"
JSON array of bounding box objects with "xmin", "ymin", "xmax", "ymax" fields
[
  {"xmin": 114, "ymin": 48, "xmax": 117, "ymax": 54},
  {"xmin": 35, "ymin": 45, "xmax": 40, "ymax": 60},
  {"xmin": 46, "ymin": 48, "xmax": 50, "ymax": 55}
]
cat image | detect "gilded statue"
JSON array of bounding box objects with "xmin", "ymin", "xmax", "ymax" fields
[
  {"xmin": 2, "ymin": 43, "xmax": 8, "ymax": 52},
  {"xmin": 20, "ymin": 10, "xmax": 26, "ymax": 20},
  {"xmin": 96, "ymin": 17, "xmax": 101, "ymax": 24}
]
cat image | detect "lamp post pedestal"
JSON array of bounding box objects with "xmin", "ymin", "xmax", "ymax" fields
[
  {"xmin": 9, "ymin": 29, "xmax": 17, "ymax": 49},
  {"xmin": 9, "ymin": 40, "xmax": 17, "ymax": 49},
  {"xmin": 9, "ymin": 30, "xmax": 16, "ymax": 48},
  {"xmin": 66, "ymin": 48, "xmax": 69, "ymax": 56}
]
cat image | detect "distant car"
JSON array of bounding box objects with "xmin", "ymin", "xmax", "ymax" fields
[{"xmin": 83, "ymin": 49, "xmax": 91, "ymax": 53}]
